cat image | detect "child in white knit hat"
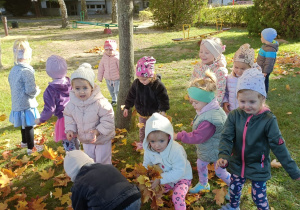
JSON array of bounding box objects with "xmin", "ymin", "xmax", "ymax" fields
[
  {"xmin": 223, "ymin": 44, "xmax": 262, "ymax": 114},
  {"xmin": 64, "ymin": 63, "xmax": 115, "ymax": 164},
  {"xmin": 192, "ymin": 37, "xmax": 228, "ymax": 105},
  {"xmin": 35, "ymin": 55, "xmax": 79, "ymax": 151},
  {"xmin": 257, "ymin": 28, "xmax": 279, "ymax": 94},
  {"xmin": 217, "ymin": 68, "xmax": 300, "ymax": 210}
]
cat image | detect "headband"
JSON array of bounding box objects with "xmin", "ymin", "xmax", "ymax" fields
[{"xmin": 188, "ymin": 87, "xmax": 215, "ymax": 103}]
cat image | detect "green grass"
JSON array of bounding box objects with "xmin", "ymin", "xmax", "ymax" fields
[{"xmin": 0, "ymin": 18, "xmax": 300, "ymax": 210}]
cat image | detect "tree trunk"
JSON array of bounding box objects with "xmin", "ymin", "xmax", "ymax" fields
[
  {"xmin": 58, "ymin": 0, "xmax": 69, "ymax": 28},
  {"xmin": 115, "ymin": 0, "xmax": 134, "ymax": 129},
  {"xmin": 112, "ymin": 0, "xmax": 118, "ymax": 23},
  {"xmin": 81, "ymin": 0, "xmax": 88, "ymax": 20}
]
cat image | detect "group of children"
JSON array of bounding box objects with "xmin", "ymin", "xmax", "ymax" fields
[{"xmin": 8, "ymin": 27, "xmax": 300, "ymax": 210}]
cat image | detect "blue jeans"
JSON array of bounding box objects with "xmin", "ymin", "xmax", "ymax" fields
[
  {"xmin": 124, "ymin": 198, "xmax": 141, "ymax": 210},
  {"xmin": 106, "ymin": 79, "xmax": 120, "ymax": 102}
]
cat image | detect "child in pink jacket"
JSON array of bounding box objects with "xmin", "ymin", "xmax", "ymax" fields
[
  {"xmin": 64, "ymin": 63, "xmax": 115, "ymax": 164},
  {"xmin": 97, "ymin": 39, "xmax": 119, "ymax": 106}
]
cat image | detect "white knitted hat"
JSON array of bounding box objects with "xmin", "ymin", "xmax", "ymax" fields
[
  {"xmin": 64, "ymin": 150, "xmax": 94, "ymax": 182},
  {"xmin": 236, "ymin": 68, "xmax": 267, "ymax": 97},
  {"xmin": 71, "ymin": 63, "xmax": 95, "ymax": 88}
]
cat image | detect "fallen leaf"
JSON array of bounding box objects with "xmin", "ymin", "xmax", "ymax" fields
[
  {"xmin": 0, "ymin": 171, "xmax": 11, "ymax": 188},
  {"xmin": 271, "ymin": 159, "xmax": 282, "ymax": 168},
  {"xmin": 42, "ymin": 145, "xmax": 57, "ymax": 160},
  {"xmin": 60, "ymin": 192, "xmax": 72, "ymax": 206},
  {"xmin": 53, "ymin": 188, "xmax": 63, "ymax": 199},
  {"xmin": 175, "ymin": 123, "xmax": 183, "ymax": 127},
  {"xmin": 0, "ymin": 114, "xmax": 7, "ymax": 121},
  {"xmin": 212, "ymin": 187, "xmax": 227, "ymax": 206},
  {"xmin": 286, "ymin": 112, "xmax": 292, "ymax": 115},
  {"xmin": 137, "ymin": 123, "xmax": 145, "ymax": 129},
  {"xmin": 286, "ymin": 84, "xmax": 290, "ymax": 90},
  {"xmin": 120, "ymin": 105, "xmax": 125, "ymax": 110},
  {"xmin": 39, "ymin": 168, "xmax": 55, "ymax": 180}
]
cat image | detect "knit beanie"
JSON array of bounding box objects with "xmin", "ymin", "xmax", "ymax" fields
[
  {"xmin": 136, "ymin": 56, "xmax": 156, "ymax": 78},
  {"xmin": 64, "ymin": 150, "xmax": 94, "ymax": 182},
  {"xmin": 233, "ymin": 44, "xmax": 255, "ymax": 67},
  {"xmin": 261, "ymin": 28, "xmax": 277, "ymax": 43},
  {"xmin": 46, "ymin": 55, "xmax": 67, "ymax": 79},
  {"xmin": 104, "ymin": 39, "xmax": 117, "ymax": 50},
  {"xmin": 236, "ymin": 68, "xmax": 267, "ymax": 97},
  {"xmin": 201, "ymin": 39, "xmax": 224, "ymax": 59},
  {"xmin": 71, "ymin": 63, "xmax": 95, "ymax": 88}
]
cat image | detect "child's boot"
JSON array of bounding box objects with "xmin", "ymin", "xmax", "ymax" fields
[
  {"xmin": 218, "ymin": 203, "xmax": 240, "ymax": 210},
  {"xmin": 225, "ymin": 187, "xmax": 230, "ymax": 200},
  {"xmin": 189, "ymin": 182, "xmax": 210, "ymax": 194}
]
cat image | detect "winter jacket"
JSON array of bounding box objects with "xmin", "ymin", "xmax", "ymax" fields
[
  {"xmin": 219, "ymin": 108, "xmax": 300, "ymax": 181},
  {"xmin": 192, "ymin": 99, "xmax": 227, "ymax": 162},
  {"xmin": 192, "ymin": 57, "xmax": 228, "ymax": 105},
  {"xmin": 71, "ymin": 163, "xmax": 141, "ymax": 210},
  {"xmin": 223, "ymin": 72, "xmax": 239, "ymax": 111},
  {"xmin": 39, "ymin": 77, "xmax": 71, "ymax": 123},
  {"xmin": 124, "ymin": 76, "xmax": 170, "ymax": 116},
  {"xmin": 97, "ymin": 53, "xmax": 119, "ymax": 82},
  {"xmin": 64, "ymin": 85, "xmax": 115, "ymax": 145},
  {"xmin": 143, "ymin": 113, "xmax": 193, "ymax": 186},
  {"xmin": 257, "ymin": 41, "xmax": 279, "ymax": 74},
  {"xmin": 8, "ymin": 62, "xmax": 39, "ymax": 111}
]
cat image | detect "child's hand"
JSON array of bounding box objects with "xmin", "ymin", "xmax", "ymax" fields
[
  {"xmin": 151, "ymin": 179, "xmax": 160, "ymax": 189},
  {"xmin": 223, "ymin": 102, "xmax": 230, "ymax": 114},
  {"xmin": 123, "ymin": 109, "xmax": 128, "ymax": 117},
  {"xmin": 66, "ymin": 131, "xmax": 74, "ymax": 141},
  {"xmin": 35, "ymin": 118, "xmax": 40, "ymax": 125},
  {"xmin": 35, "ymin": 86, "xmax": 41, "ymax": 96},
  {"xmin": 216, "ymin": 158, "xmax": 228, "ymax": 169},
  {"xmin": 90, "ymin": 129, "xmax": 100, "ymax": 143},
  {"xmin": 173, "ymin": 133, "xmax": 178, "ymax": 140}
]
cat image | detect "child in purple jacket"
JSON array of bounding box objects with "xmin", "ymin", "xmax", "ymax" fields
[{"xmin": 35, "ymin": 55, "xmax": 79, "ymax": 151}]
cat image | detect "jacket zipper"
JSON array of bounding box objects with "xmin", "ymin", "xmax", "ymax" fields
[{"xmin": 241, "ymin": 115, "xmax": 253, "ymax": 177}]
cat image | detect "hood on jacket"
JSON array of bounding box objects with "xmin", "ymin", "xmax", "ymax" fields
[
  {"xmin": 64, "ymin": 150, "xmax": 94, "ymax": 182},
  {"xmin": 264, "ymin": 41, "xmax": 279, "ymax": 52},
  {"xmin": 143, "ymin": 113, "xmax": 174, "ymax": 151},
  {"xmin": 49, "ymin": 77, "xmax": 71, "ymax": 96}
]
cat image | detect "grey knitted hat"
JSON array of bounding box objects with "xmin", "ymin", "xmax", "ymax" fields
[{"xmin": 71, "ymin": 63, "xmax": 95, "ymax": 88}]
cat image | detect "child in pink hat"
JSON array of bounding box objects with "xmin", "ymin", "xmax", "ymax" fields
[
  {"xmin": 98, "ymin": 39, "xmax": 119, "ymax": 106},
  {"xmin": 123, "ymin": 56, "xmax": 170, "ymax": 148},
  {"xmin": 35, "ymin": 55, "xmax": 79, "ymax": 151}
]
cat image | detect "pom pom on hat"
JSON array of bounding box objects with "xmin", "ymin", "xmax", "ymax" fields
[
  {"xmin": 261, "ymin": 28, "xmax": 277, "ymax": 43},
  {"xmin": 71, "ymin": 63, "xmax": 95, "ymax": 88},
  {"xmin": 236, "ymin": 68, "xmax": 267, "ymax": 98},
  {"xmin": 233, "ymin": 44, "xmax": 255, "ymax": 67},
  {"xmin": 64, "ymin": 150, "xmax": 94, "ymax": 182},
  {"xmin": 46, "ymin": 55, "xmax": 67, "ymax": 79},
  {"xmin": 136, "ymin": 56, "xmax": 156, "ymax": 78},
  {"xmin": 104, "ymin": 39, "xmax": 117, "ymax": 50}
]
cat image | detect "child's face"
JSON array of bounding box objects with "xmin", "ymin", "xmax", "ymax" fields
[
  {"xmin": 72, "ymin": 79, "xmax": 93, "ymax": 101},
  {"xmin": 105, "ymin": 49, "xmax": 114, "ymax": 56},
  {"xmin": 199, "ymin": 45, "xmax": 214, "ymax": 65},
  {"xmin": 148, "ymin": 131, "xmax": 169, "ymax": 153},
  {"xmin": 233, "ymin": 61, "xmax": 251, "ymax": 77},
  {"xmin": 138, "ymin": 76, "xmax": 151, "ymax": 85},
  {"xmin": 237, "ymin": 90, "xmax": 265, "ymax": 115},
  {"xmin": 190, "ymin": 98, "xmax": 207, "ymax": 112}
]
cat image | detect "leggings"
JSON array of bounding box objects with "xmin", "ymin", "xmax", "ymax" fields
[
  {"xmin": 230, "ymin": 174, "xmax": 269, "ymax": 210},
  {"xmin": 21, "ymin": 126, "xmax": 34, "ymax": 149},
  {"xmin": 164, "ymin": 179, "xmax": 191, "ymax": 210}
]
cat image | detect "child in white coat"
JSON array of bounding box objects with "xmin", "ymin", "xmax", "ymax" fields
[
  {"xmin": 143, "ymin": 113, "xmax": 193, "ymax": 210},
  {"xmin": 64, "ymin": 63, "xmax": 115, "ymax": 164}
]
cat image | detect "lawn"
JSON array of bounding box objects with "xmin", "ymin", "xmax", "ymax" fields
[{"xmin": 0, "ymin": 16, "xmax": 300, "ymax": 210}]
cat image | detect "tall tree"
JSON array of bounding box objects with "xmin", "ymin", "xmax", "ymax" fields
[
  {"xmin": 115, "ymin": 0, "xmax": 134, "ymax": 129},
  {"xmin": 112, "ymin": 0, "xmax": 118, "ymax": 23},
  {"xmin": 57, "ymin": 0, "xmax": 69, "ymax": 28},
  {"xmin": 81, "ymin": 0, "xmax": 88, "ymax": 20}
]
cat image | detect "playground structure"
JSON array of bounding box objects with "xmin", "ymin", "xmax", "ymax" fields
[
  {"xmin": 172, "ymin": 19, "xmax": 230, "ymax": 42},
  {"xmin": 72, "ymin": 11, "xmax": 118, "ymax": 34}
]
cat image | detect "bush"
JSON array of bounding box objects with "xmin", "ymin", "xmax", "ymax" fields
[
  {"xmin": 149, "ymin": 0, "xmax": 207, "ymax": 28},
  {"xmin": 246, "ymin": 0, "xmax": 300, "ymax": 39},
  {"xmin": 4, "ymin": 0, "xmax": 32, "ymax": 16},
  {"xmin": 139, "ymin": 10, "xmax": 153, "ymax": 21}
]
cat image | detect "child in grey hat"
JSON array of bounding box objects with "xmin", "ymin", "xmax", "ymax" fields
[
  {"xmin": 216, "ymin": 68, "xmax": 300, "ymax": 210},
  {"xmin": 64, "ymin": 150, "xmax": 141, "ymax": 210},
  {"xmin": 64, "ymin": 63, "xmax": 115, "ymax": 164}
]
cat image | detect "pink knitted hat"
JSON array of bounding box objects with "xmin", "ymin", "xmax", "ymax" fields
[
  {"xmin": 104, "ymin": 39, "xmax": 117, "ymax": 50},
  {"xmin": 136, "ymin": 56, "xmax": 156, "ymax": 78},
  {"xmin": 46, "ymin": 55, "xmax": 67, "ymax": 79}
]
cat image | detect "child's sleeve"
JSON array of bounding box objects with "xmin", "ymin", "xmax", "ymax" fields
[
  {"xmin": 39, "ymin": 87, "xmax": 56, "ymax": 123},
  {"xmin": 22, "ymin": 68, "xmax": 37, "ymax": 98},
  {"xmin": 97, "ymin": 58, "xmax": 105, "ymax": 82},
  {"xmin": 124, "ymin": 81, "xmax": 137, "ymax": 110},
  {"xmin": 63, "ymin": 105, "xmax": 77, "ymax": 133},
  {"xmin": 215, "ymin": 67, "xmax": 228, "ymax": 105},
  {"xmin": 96, "ymin": 102, "xmax": 115, "ymax": 136},
  {"xmin": 156, "ymin": 82, "xmax": 170, "ymax": 112},
  {"xmin": 143, "ymin": 152, "xmax": 153, "ymax": 169},
  {"xmin": 266, "ymin": 116, "xmax": 300, "ymax": 180}
]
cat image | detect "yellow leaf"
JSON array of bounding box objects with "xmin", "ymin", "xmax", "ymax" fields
[
  {"xmin": 21, "ymin": 155, "xmax": 31, "ymax": 164},
  {"xmin": 56, "ymin": 146, "xmax": 65, "ymax": 154},
  {"xmin": 184, "ymin": 94, "xmax": 190, "ymax": 101},
  {"xmin": 120, "ymin": 105, "xmax": 125, "ymax": 110},
  {"xmin": 175, "ymin": 123, "xmax": 183, "ymax": 127},
  {"xmin": 137, "ymin": 123, "xmax": 145, "ymax": 129},
  {"xmin": 271, "ymin": 88, "xmax": 276, "ymax": 91},
  {"xmin": 53, "ymin": 188, "xmax": 63, "ymax": 199},
  {"xmin": 0, "ymin": 114, "xmax": 7, "ymax": 121},
  {"xmin": 39, "ymin": 168, "xmax": 55, "ymax": 180},
  {"xmin": 60, "ymin": 192, "xmax": 72, "ymax": 205},
  {"xmin": 0, "ymin": 203, "xmax": 8, "ymax": 209},
  {"xmin": 271, "ymin": 159, "xmax": 282, "ymax": 168},
  {"xmin": 16, "ymin": 200, "xmax": 28, "ymax": 209},
  {"xmin": 121, "ymin": 139, "xmax": 127, "ymax": 145},
  {"xmin": 215, "ymin": 179, "xmax": 227, "ymax": 187},
  {"xmin": 286, "ymin": 112, "xmax": 292, "ymax": 115},
  {"xmin": 212, "ymin": 187, "xmax": 227, "ymax": 206},
  {"xmin": 286, "ymin": 84, "xmax": 290, "ymax": 90},
  {"xmin": 0, "ymin": 171, "xmax": 11, "ymax": 187},
  {"xmin": 42, "ymin": 145, "xmax": 58, "ymax": 160}
]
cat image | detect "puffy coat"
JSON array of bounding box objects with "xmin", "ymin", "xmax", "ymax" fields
[
  {"xmin": 257, "ymin": 41, "xmax": 279, "ymax": 74},
  {"xmin": 64, "ymin": 85, "xmax": 115, "ymax": 145},
  {"xmin": 223, "ymin": 72, "xmax": 239, "ymax": 111},
  {"xmin": 97, "ymin": 53, "xmax": 119, "ymax": 82}
]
